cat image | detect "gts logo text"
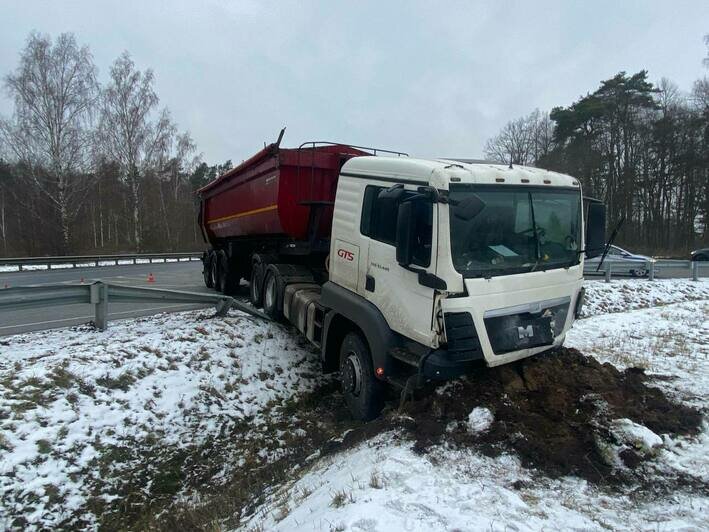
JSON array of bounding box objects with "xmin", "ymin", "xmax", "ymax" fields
[{"xmin": 337, "ymin": 249, "xmax": 355, "ymax": 261}]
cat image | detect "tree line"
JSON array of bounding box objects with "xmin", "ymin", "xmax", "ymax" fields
[
  {"xmin": 0, "ymin": 32, "xmax": 229, "ymax": 257},
  {"xmin": 485, "ymin": 38, "xmax": 709, "ymax": 256}
]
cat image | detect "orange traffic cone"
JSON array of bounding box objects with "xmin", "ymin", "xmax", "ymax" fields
[{"xmin": 147, "ymin": 272, "xmax": 155, "ymax": 283}]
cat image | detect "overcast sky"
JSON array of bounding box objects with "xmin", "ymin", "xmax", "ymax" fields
[{"xmin": 1, "ymin": 1, "xmax": 707, "ymax": 164}]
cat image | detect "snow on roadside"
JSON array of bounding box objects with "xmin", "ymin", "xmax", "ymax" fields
[
  {"xmin": 581, "ymin": 278, "xmax": 709, "ymax": 317},
  {"xmin": 0, "ymin": 309, "xmax": 324, "ymax": 529},
  {"xmin": 244, "ymin": 296, "xmax": 709, "ymax": 531},
  {"xmin": 567, "ymin": 299, "xmax": 709, "ymax": 408}
]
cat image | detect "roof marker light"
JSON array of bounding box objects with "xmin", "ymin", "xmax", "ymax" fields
[
  {"xmin": 496, "ymin": 178, "xmax": 505, "ymax": 183},
  {"xmin": 521, "ymin": 178, "xmax": 530, "ymax": 183},
  {"xmin": 543, "ymin": 179, "xmax": 551, "ymax": 184}
]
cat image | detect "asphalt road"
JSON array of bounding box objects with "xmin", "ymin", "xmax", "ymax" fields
[
  {"xmin": 0, "ymin": 260, "xmax": 215, "ymax": 336},
  {"xmin": 0, "ymin": 259, "xmax": 705, "ymax": 337}
]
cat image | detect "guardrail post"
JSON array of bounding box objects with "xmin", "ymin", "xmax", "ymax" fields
[
  {"xmin": 604, "ymin": 264, "xmax": 612, "ymax": 283},
  {"xmin": 649, "ymin": 261, "xmax": 655, "ymax": 281},
  {"xmin": 91, "ymin": 282, "xmax": 109, "ymax": 331},
  {"xmin": 692, "ymin": 261, "xmax": 699, "ymax": 281}
]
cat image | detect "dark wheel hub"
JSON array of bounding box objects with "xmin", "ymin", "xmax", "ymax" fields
[{"xmin": 342, "ymin": 354, "xmax": 363, "ymax": 396}]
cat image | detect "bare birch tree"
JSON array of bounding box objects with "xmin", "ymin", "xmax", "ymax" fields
[
  {"xmin": 0, "ymin": 32, "xmax": 97, "ymax": 251},
  {"xmin": 99, "ymin": 52, "xmax": 174, "ymax": 251},
  {"xmin": 484, "ymin": 109, "xmax": 553, "ymax": 166}
]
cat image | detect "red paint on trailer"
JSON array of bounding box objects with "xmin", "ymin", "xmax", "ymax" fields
[{"xmin": 198, "ymin": 144, "xmax": 368, "ymax": 245}]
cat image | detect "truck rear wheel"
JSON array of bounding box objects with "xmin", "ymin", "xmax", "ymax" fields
[
  {"xmin": 203, "ymin": 252, "xmax": 215, "ymax": 288},
  {"xmin": 210, "ymin": 253, "xmax": 219, "ymax": 291},
  {"xmin": 249, "ymin": 262, "xmax": 264, "ymax": 307},
  {"xmin": 216, "ymin": 251, "xmax": 239, "ymax": 294},
  {"xmin": 262, "ymin": 267, "xmax": 284, "ymax": 320},
  {"xmin": 340, "ymin": 332, "xmax": 384, "ymax": 421}
]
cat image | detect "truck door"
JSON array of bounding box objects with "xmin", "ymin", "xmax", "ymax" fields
[{"xmin": 360, "ymin": 184, "xmax": 437, "ymax": 346}]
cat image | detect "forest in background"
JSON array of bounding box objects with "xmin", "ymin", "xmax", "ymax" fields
[
  {"xmin": 0, "ymin": 32, "xmax": 230, "ymax": 257},
  {"xmin": 1, "ymin": 31, "xmax": 707, "ymax": 258},
  {"xmin": 485, "ymin": 36, "xmax": 709, "ymax": 256}
]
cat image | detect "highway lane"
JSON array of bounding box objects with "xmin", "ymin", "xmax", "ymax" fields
[
  {"xmin": 0, "ymin": 259, "xmax": 706, "ymax": 337},
  {"xmin": 0, "ymin": 260, "xmax": 217, "ymax": 336}
]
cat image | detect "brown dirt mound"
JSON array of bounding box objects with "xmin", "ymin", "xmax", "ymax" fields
[{"xmin": 391, "ymin": 348, "xmax": 703, "ymax": 486}]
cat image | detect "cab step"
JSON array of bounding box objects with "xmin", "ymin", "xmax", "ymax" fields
[{"xmin": 388, "ymin": 347, "xmax": 422, "ymax": 368}]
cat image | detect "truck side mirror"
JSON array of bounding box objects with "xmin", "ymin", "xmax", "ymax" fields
[
  {"xmin": 585, "ymin": 203, "xmax": 606, "ymax": 259},
  {"xmin": 396, "ymin": 201, "xmax": 414, "ymax": 266}
]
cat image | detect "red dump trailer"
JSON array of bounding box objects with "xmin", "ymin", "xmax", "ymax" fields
[{"xmin": 197, "ymin": 132, "xmax": 403, "ymax": 297}]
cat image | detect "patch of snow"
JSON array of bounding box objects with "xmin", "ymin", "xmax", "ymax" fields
[
  {"xmin": 611, "ymin": 418, "xmax": 663, "ymax": 453},
  {"xmin": 246, "ymin": 295, "xmax": 709, "ymax": 531},
  {"xmin": 467, "ymin": 407, "xmax": 493, "ymax": 434},
  {"xmin": 581, "ymin": 278, "xmax": 709, "ymax": 317},
  {"xmin": 0, "ymin": 309, "xmax": 324, "ymax": 529},
  {"xmin": 567, "ymin": 300, "xmax": 709, "ymax": 408},
  {"xmin": 0, "ymin": 265, "xmax": 19, "ymax": 273}
]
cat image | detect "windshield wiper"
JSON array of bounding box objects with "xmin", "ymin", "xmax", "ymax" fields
[{"xmin": 528, "ymin": 191, "xmax": 542, "ymax": 271}]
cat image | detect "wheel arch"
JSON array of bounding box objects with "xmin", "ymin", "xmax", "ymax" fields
[{"xmin": 320, "ymin": 282, "xmax": 399, "ymax": 378}]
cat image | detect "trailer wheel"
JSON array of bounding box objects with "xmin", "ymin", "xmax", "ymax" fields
[
  {"xmin": 210, "ymin": 253, "xmax": 220, "ymax": 291},
  {"xmin": 249, "ymin": 262, "xmax": 264, "ymax": 307},
  {"xmin": 216, "ymin": 251, "xmax": 233, "ymax": 293},
  {"xmin": 262, "ymin": 267, "xmax": 284, "ymax": 320},
  {"xmin": 340, "ymin": 332, "xmax": 384, "ymax": 421},
  {"xmin": 203, "ymin": 252, "xmax": 215, "ymax": 288}
]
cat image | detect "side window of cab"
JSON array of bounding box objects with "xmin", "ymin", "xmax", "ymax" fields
[{"xmin": 360, "ymin": 185, "xmax": 432, "ymax": 267}]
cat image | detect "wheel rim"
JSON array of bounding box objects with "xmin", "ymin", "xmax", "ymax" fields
[
  {"xmin": 342, "ymin": 353, "xmax": 363, "ymax": 397},
  {"xmin": 264, "ymin": 274, "xmax": 276, "ymax": 310}
]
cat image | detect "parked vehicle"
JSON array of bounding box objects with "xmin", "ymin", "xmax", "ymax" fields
[
  {"xmin": 691, "ymin": 248, "xmax": 709, "ymax": 261},
  {"xmin": 584, "ymin": 245, "xmax": 654, "ymax": 277},
  {"xmin": 198, "ymin": 133, "xmax": 606, "ymax": 420}
]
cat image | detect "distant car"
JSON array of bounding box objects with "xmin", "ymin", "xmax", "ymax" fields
[
  {"xmin": 584, "ymin": 245, "xmax": 655, "ymax": 277},
  {"xmin": 691, "ymin": 248, "xmax": 709, "ymax": 261}
]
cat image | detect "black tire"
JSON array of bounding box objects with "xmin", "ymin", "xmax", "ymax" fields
[
  {"xmin": 216, "ymin": 251, "xmax": 229, "ymax": 293},
  {"xmin": 203, "ymin": 252, "xmax": 214, "ymax": 288},
  {"xmin": 210, "ymin": 253, "xmax": 220, "ymax": 292},
  {"xmin": 262, "ymin": 267, "xmax": 284, "ymax": 320},
  {"xmin": 339, "ymin": 332, "xmax": 384, "ymax": 421},
  {"xmin": 249, "ymin": 261, "xmax": 264, "ymax": 307},
  {"xmin": 630, "ymin": 268, "xmax": 647, "ymax": 278}
]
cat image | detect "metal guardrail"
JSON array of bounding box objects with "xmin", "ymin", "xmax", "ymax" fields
[
  {"xmin": 584, "ymin": 258, "xmax": 707, "ymax": 282},
  {"xmin": 0, "ymin": 252, "xmax": 203, "ymax": 271},
  {"xmin": 0, "ymin": 281, "xmax": 268, "ymax": 331}
]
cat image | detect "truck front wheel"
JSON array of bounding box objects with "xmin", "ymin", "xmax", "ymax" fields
[{"xmin": 340, "ymin": 332, "xmax": 384, "ymax": 421}]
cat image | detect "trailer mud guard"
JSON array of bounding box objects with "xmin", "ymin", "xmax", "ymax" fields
[{"xmin": 320, "ymin": 281, "xmax": 399, "ymax": 378}]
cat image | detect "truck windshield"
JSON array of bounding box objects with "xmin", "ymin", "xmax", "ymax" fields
[{"xmin": 449, "ymin": 185, "xmax": 581, "ymax": 278}]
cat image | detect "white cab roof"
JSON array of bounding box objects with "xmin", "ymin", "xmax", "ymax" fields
[{"xmin": 341, "ymin": 156, "xmax": 579, "ymax": 189}]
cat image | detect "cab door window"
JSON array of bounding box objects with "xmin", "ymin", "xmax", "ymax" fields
[{"xmin": 360, "ymin": 185, "xmax": 432, "ymax": 267}]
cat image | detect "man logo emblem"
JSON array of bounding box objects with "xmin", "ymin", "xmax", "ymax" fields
[{"xmin": 517, "ymin": 325, "xmax": 534, "ymax": 339}]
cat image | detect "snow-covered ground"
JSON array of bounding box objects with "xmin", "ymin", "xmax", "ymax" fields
[
  {"xmin": 0, "ymin": 310, "xmax": 325, "ymax": 529},
  {"xmin": 0, "ymin": 278, "xmax": 707, "ymax": 530},
  {"xmin": 244, "ymin": 281, "xmax": 709, "ymax": 531}
]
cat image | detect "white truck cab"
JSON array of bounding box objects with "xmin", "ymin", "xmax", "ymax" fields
[
  {"xmin": 274, "ymin": 154, "xmax": 606, "ymax": 420},
  {"xmin": 325, "ymin": 156, "xmax": 603, "ymax": 377}
]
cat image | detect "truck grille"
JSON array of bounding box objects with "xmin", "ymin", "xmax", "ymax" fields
[{"xmin": 483, "ymin": 298, "xmax": 570, "ymax": 355}]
